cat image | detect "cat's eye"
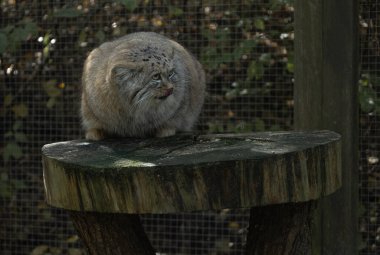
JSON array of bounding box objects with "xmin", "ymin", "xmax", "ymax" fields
[{"xmin": 152, "ymin": 73, "xmax": 161, "ymax": 81}]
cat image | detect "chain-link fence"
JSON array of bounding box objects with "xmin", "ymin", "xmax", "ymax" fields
[
  {"xmin": 0, "ymin": 1, "xmax": 293, "ymax": 254},
  {"xmin": 7, "ymin": 0, "xmax": 380, "ymax": 254},
  {"xmin": 359, "ymin": 1, "xmax": 380, "ymax": 254}
]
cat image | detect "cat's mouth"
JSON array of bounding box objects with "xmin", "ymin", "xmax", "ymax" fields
[{"xmin": 157, "ymin": 88, "xmax": 174, "ymax": 100}]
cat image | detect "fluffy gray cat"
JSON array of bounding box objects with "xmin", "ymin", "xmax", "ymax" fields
[{"xmin": 81, "ymin": 32, "xmax": 206, "ymax": 140}]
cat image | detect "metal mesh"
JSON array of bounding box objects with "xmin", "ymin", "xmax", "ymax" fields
[
  {"xmin": 359, "ymin": 0, "xmax": 380, "ymax": 254},
  {"xmin": 0, "ymin": 1, "xmax": 293, "ymax": 254}
]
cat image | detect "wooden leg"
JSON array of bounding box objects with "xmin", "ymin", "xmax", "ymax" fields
[
  {"xmin": 246, "ymin": 202, "xmax": 314, "ymax": 255},
  {"xmin": 69, "ymin": 211, "xmax": 155, "ymax": 255}
]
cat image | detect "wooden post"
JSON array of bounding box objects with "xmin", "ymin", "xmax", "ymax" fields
[
  {"xmin": 294, "ymin": 0, "xmax": 359, "ymax": 254},
  {"xmin": 246, "ymin": 202, "xmax": 315, "ymax": 254},
  {"xmin": 69, "ymin": 212, "xmax": 155, "ymax": 255}
]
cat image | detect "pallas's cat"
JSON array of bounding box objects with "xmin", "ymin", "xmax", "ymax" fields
[{"xmin": 81, "ymin": 32, "xmax": 206, "ymax": 140}]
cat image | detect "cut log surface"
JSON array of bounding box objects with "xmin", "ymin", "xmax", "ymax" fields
[{"xmin": 42, "ymin": 130, "xmax": 341, "ymax": 213}]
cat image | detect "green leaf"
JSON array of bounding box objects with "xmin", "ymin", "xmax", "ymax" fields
[
  {"xmin": 240, "ymin": 39, "xmax": 257, "ymax": 51},
  {"xmin": 0, "ymin": 32, "xmax": 7, "ymax": 53},
  {"xmin": 43, "ymin": 79, "xmax": 61, "ymax": 97},
  {"xmin": 31, "ymin": 245, "xmax": 49, "ymax": 255},
  {"xmin": 168, "ymin": 6, "xmax": 184, "ymax": 17},
  {"xmin": 234, "ymin": 121, "xmax": 254, "ymax": 133},
  {"xmin": 270, "ymin": 0, "xmax": 293, "ymax": 9},
  {"xmin": 53, "ymin": 8, "xmax": 83, "ymax": 18},
  {"xmin": 3, "ymin": 20, "xmax": 38, "ymax": 52},
  {"xmin": 68, "ymin": 248, "xmax": 83, "ymax": 255},
  {"xmin": 254, "ymin": 118, "xmax": 266, "ymax": 131},
  {"xmin": 78, "ymin": 29, "xmax": 87, "ymax": 44},
  {"xmin": 46, "ymin": 98, "xmax": 57, "ymax": 109},
  {"xmin": 286, "ymin": 62, "xmax": 294, "ymax": 73},
  {"xmin": 247, "ymin": 61, "xmax": 264, "ymax": 80},
  {"xmin": 207, "ymin": 121, "xmax": 224, "ymax": 133},
  {"xmin": 201, "ymin": 28, "xmax": 213, "ymax": 40},
  {"xmin": 269, "ymin": 124, "xmax": 282, "ymax": 131},
  {"xmin": 14, "ymin": 132, "xmax": 28, "ymax": 143},
  {"xmin": 12, "ymin": 103, "xmax": 29, "ymax": 118},
  {"xmin": 3, "ymin": 142, "xmax": 23, "ymax": 162},
  {"xmin": 259, "ymin": 53, "xmax": 272, "ymax": 64},
  {"xmin": 232, "ymin": 39, "xmax": 257, "ymax": 60},
  {"xmin": 359, "ymin": 86, "xmax": 377, "ymax": 113},
  {"xmin": 22, "ymin": 20, "xmax": 38, "ymax": 37},
  {"xmin": 200, "ymin": 47, "xmax": 219, "ymax": 69},
  {"xmin": 220, "ymin": 52, "xmax": 234, "ymax": 63},
  {"xmin": 95, "ymin": 30, "xmax": 105, "ymax": 43},
  {"xmin": 66, "ymin": 235, "xmax": 79, "ymax": 243},
  {"xmin": 10, "ymin": 27, "xmax": 29, "ymax": 42},
  {"xmin": 286, "ymin": 54, "xmax": 294, "ymax": 73},
  {"xmin": 117, "ymin": 0, "xmax": 138, "ymax": 12},
  {"xmin": 225, "ymin": 89, "xmax": 239, "ymax": 101},
  {"xmin": 254, "ymin": 18, "xmax": 265, "ymax": 30},
  {"xmin": 43, "ymin": 45, "xmax": 50, "ymax": 57},
  {"xmin": 42, "ymin": 79, "xmax": 64, "ymax": 109},
  {"xmin": 43, "ymin": 33, "xmax": 51, "ymax": 45},
  {"xmin": 214, "ymin": 28, "xmax": 230, "ymax": 43},
  {"xmin": 1, "ymin": 25, "xmax": 14, "ymax": 34}
]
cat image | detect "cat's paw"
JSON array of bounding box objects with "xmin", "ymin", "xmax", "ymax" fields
[
  {"xmin": 156, "ymin": 128, "xmax": 176, "ymax": 138},
  {"xmin": 85, "ymin": 128, "xmax": 106, "ymax": 140}
]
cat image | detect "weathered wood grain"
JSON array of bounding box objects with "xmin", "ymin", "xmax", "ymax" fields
[
  {"xmin": 294, "ymin": 0, "xmax": 359, "ymax": 254},
  {"xmin": 69, "ymin": 211, "xmax": 155, "ymax": 255},
  {"xmin": 42, "ymin": 130, "xmax": 341, "ymax": 213}
]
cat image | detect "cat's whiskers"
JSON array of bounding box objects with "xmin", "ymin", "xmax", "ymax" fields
[
  {"xmin": 134, "ymin": 92, "xmax": 150, "ymax": 106},
  {"xmin": 130, "ymin": 89, "xmax": 142, "ymax": 101}
]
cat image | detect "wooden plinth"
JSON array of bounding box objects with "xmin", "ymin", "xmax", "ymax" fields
[{"xmin": 42, "ymin": 131, "xmax": 342, "ymax": 255}]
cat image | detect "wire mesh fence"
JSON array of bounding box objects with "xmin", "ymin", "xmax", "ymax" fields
[
  {"xmin": 13, "ymin": 0, "xmax": 380, "ymax": 254},
  {"xmin": 359, "ymin": 0, "xmax": 380, "ymax": 254}
]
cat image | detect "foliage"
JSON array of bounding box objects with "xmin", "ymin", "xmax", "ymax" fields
[
  {"xmin": 0, "ymin": 18, "xmax": 39, "ymax": 54},
  {"xmin": 1, "ymin": 0, "xmax": 377, "ymax": 253},
  {"xmin": 358, "ymin": 0, "xmax": 380, "ymax": 253},
  {"xmin": 0, "ymin": 0, "xmax": 294, "ymax": 254},
  {"xmin": 359, "ymin": 74, "xmax": 380, "ymax": 114}
]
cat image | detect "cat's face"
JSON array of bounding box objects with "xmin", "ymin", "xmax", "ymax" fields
[{"xmin": 109, "ymin": 45, "xmax": 187, "ymax": 114}]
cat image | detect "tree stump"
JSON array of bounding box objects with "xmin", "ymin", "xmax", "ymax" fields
[{"xmin": 42, "ymin": 130, "xmax": 341, "ymax": 255}]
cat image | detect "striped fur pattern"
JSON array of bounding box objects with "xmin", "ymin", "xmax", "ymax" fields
[{"xmin": 81, "ymin": 32, "xmax": 206, "ymax": 140}]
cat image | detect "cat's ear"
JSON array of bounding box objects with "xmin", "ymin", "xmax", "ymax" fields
[{"xmin": 110, "ymin": 65, "xmax": 137, "ymax": 86}]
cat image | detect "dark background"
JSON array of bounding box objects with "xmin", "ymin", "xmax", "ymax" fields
[{"xmin": 0, "ymin": 0, "xmax": 378, "ymax": 254}]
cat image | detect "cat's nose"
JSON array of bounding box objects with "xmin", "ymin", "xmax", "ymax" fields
[
  {"xmin": 164, "ymin": 87, "xmax": 173, "ymax": 97},
  {"xmin": 157, "ymin": 86, "xmax": 174, "ymax": 100}
]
